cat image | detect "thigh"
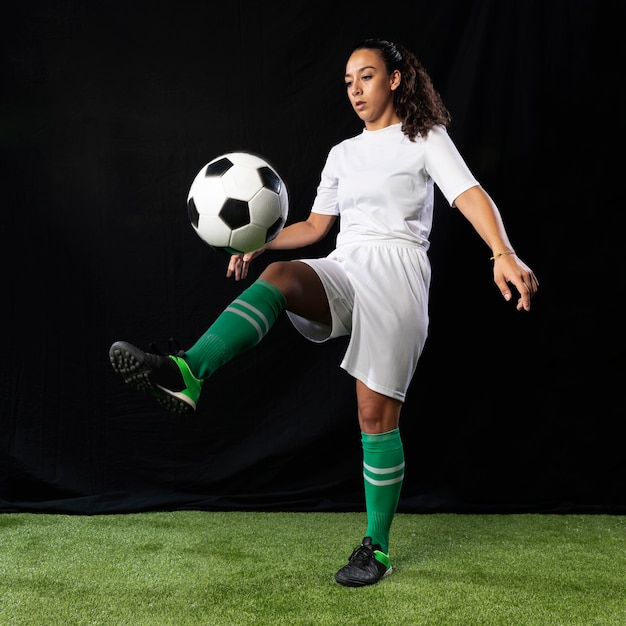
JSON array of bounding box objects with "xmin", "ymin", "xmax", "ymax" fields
[
  {"xmin": 260, "ymin": 260, "xmax": 331, "ymax": 325},
  {"xmin": 341, "ymin": 244, "xmax": 430, "ymax": 403}
]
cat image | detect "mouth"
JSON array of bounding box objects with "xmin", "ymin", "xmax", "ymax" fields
[{"xmin": 354, "ymin": 100, "xmax": 365, "ymax": 110}]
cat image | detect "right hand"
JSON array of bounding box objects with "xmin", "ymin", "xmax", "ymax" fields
[{"xmin": 226, "ymin": 247, "xmax": 266, "ymax": 281}]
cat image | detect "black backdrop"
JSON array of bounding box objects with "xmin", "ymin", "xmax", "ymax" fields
[{"xmin": 2, "ymin": 1, "xmax": 625, "ymax": 514}]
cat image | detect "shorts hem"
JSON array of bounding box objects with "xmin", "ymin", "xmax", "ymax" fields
[{"xmin": 342, "ymin": 364, "xmax": 407, "ymax": 403}]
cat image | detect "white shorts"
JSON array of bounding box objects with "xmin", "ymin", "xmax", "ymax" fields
[{"xmin": 286, "ymin": 241, "xmax": 431, "ymax": 402}]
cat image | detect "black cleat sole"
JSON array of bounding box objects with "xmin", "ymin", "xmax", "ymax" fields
[{"xmin": 109, "ymin": 341, "xmax": 194, "ymax": 415}]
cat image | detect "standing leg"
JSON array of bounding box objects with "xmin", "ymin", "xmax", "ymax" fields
[{"xmin": 335, "ymin": 381, "xmax": 404, "ymax": 587}]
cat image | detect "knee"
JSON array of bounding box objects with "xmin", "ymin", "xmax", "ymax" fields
[
  {"xmin": 358, "ymin": 408, "xmax": 383, "ymax": 433},
  {"xmin": 259, "ymin": 262, "xmax": 292, "ymax": 295},
  {"xmin": 260, "ymin": 261, "xmax": 291, "ymax": 283},
  {"xmin": 260, "ymin": 260, "xmax": 320, "ymax": 307},
  {"xmin": 357, "ymin": 397, "xmax": 402, "ymax": 434},
  {"xmin": 262, "ymin": 261, "xmax": 305, "ymax": 293}
]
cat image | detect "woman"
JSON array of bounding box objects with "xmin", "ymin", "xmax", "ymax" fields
[{"xmin": 109, "ymin": 38, "xmax": 539, "ymax": 587}]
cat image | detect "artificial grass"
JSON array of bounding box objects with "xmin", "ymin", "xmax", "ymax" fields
[{"xmin": 0, "ymin": 511, "xmax": 624, "ymax": 625}]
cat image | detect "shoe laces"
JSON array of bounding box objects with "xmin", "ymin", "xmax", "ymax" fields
[
  {"xmin": 348, "ymin": 543, "xmax": 376, "ymax": 566},
  {"xmin": 148, "ymin": 337, "xmax": 185, "ymax": 358}
]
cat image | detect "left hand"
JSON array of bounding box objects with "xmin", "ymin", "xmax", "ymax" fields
[{"xmin": 493, "ymin": 254, "xmax": 539, "ymax": 311}]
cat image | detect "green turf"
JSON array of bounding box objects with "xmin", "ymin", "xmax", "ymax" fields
[{"xmin": 0, "ymin": 511, "xmax": 624, "ymax": 625}]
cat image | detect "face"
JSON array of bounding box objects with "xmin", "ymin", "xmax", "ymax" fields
[{"xmin": 344, "ymin": 48, "xmax": 401, "ymax": 129}]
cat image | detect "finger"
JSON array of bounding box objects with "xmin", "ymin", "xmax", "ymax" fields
[
  {"xmin": 498, "ymin": 275, "xmax": 530, "ymax": 310},
  {"xmin": 494, "ymin": 277, "xmax": 513, "ymax": 302},
  {"xmin": 520, "ymin": 268, "xmax": 539, "ymax": 295},
  {"xmin": 516, "ymin": 280, "xmax": 532, "ymax": 311},
  {"xmin": 227, "ymin": 253, "xmax": 243, "ymax": 281},
  {"xmin": 226, "ymin": 256, "xmax": 239, "ymax": 278}
]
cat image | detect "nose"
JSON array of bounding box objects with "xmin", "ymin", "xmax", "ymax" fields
[{"xmin": 351, "ymin": 80, "xmax": 362, "ymax": 97}]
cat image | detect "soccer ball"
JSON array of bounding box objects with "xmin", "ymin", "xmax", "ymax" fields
[{"xmin": 187, "ymin": 152, "xmax": 289, "ymax": 255}]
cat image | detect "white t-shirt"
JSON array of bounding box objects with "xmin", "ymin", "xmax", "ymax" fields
[{"xmin": 310, "ymin": 123, "xmax": 478, "ymax": 250}]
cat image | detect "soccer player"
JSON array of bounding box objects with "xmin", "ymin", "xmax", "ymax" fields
[{"xmin": 109, "ymin": 38, "xmax": 539, "ymax": 586}]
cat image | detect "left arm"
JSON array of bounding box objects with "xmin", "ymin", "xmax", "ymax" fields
[{"xmin": 454, "ymin": 185, "xmax": 539, "ymax": 311}]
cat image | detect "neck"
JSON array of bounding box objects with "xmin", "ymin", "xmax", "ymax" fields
[{"xmin": 364, "ymin": 113, "xmax": 402, "ymax": 132}]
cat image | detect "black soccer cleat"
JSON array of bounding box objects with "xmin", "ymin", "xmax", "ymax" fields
[
  {"xmin": 108, "ymin": 340, "xmax": 202, "ymax": 414},
  {"xmin": 334, "ymin": 536, "xmax": 393, "ymax": 587}
]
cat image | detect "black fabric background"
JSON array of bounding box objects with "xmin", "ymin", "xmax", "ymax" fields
[{"xmin": 2, "ymin": 1, "xmax": 624, "ymax": 514}]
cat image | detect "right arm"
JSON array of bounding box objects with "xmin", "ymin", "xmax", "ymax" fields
[{"xmin": 226, "ymin": 212, "xmax": 337, "ymax": 280}]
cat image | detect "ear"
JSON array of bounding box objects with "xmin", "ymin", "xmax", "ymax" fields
[{"xmin": 390, "ymin": 69, "xmax": 401, "ymax": 91}]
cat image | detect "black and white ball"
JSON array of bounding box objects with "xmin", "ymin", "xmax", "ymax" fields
[{"xmin": 187, "ymin": 152, "xmax": 289, "ymax": 255}]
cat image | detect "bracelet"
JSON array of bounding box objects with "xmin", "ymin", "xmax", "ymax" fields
[{"xmin": 489, "ymin": 251, "xmax": 515, "ymax": 260}]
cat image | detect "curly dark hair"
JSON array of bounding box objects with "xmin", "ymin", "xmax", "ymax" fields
[{"xmin": 352, "ymin": 38, "xmax": 451, "ymax": 141}]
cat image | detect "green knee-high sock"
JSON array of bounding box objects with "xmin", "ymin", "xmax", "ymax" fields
[
  {"xmin": 362, "ymin": 428, "xmax": 405, "ymax": 555},
  {"xmin": 184, "ymin": 279, "xmax": 286, "ymax": 379}
]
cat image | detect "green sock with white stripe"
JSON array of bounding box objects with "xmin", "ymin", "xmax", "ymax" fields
[
  {"xmin": 184, "ymin": 279, "xmax": 286, "ymax": 379},
  {"xmin": 362, "ymin": 428, "xmax": 405, "ymax": 555}
]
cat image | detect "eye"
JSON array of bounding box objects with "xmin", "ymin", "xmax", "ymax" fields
[
  {"xmin": 345, "ymin": 80, "xmax": 352, "ymax": 88},
  {"xmin": 362, "ymin": 74, "xmax": 372, "ymax": 81}
]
